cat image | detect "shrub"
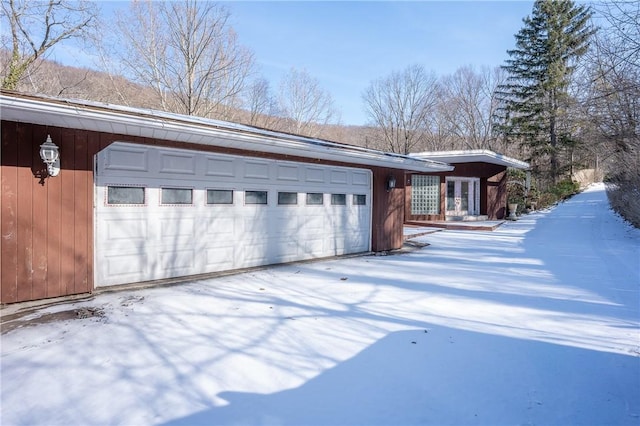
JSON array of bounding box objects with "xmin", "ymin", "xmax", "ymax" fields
[
  {"xmin": 532, "ymin": 180, "xmax": 580, "ymax": 210},
  {"xmin": 551, "ymin": 180, "xmax": 580, "ymax": 200},
  {"xmin": 537, "ymin": 192, "xmax": 559, "ymax": 208},
  {"xmin": 607, "ymin": 181, "xmax": 640, "ymax": 228}
]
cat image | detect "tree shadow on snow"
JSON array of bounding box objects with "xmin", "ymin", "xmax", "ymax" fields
[{"xmin": 162, "ymin": 327, "xmax": 639, "ymax": 426}]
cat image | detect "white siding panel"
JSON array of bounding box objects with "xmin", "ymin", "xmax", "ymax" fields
[
  {"xmin": 330, "ymin": 170, "xmax": 348, "ymax": 184},
  {"xmin": 206, "ymin": 158, "xmax": 235, "ymax": 177},
  {"xmin": 277, "ymin": 164, "xmax": 300, "ymax": 181},
  {"xmin": 205, "ymin": 246, "xmax": 235, "ymax": 268},
  {"xmin": 158, "ymin": 248, "xmax": 195, "ymax": 272},
  {"xmin": 305, "ymin": 167, "xmax": 325, "ymax": 183},
  {"xmin": 304, "ymin": 238, "xmax": 324, "ymax": 255},
  {"xmin": 304, "ymin": 214, "xmax": 325, "ymax": 231},
  {"xmin": 159, "ymin": 217, "xmax": 195, "ymax": 238},
  {"xmin": 105, "ymin": 218, "xmax": 146, "ymax": 241},
  {"xmin": 105, "ymin": 146, "xmax": 148, "ymax": 172},
  {"xmin": 206, "ymin": 216, "xmax": 235, "ymax": 236},
  {"xmin": 106, "ymin": 253, "xmax": 146, "ymax": 276},
  {"xmin": 244, "ymin": 160, "xmax": 270, "ymax": 179},
  {"xmin": 159, "ymin": 152, "xmax": 196, "ymax": 175},
  {"xmin": 352, "ymin": 171, "xmax": 370, "ymax": 186}
]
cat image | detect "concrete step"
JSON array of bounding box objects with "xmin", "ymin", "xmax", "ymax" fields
[{"xmin": 445, "ymin": 215, "xmax": 489, "ymax": 222}]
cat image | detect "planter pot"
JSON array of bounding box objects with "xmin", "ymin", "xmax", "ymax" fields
[{"xmin": 508, "ymin": 203, "xmax": 518, "ymax": 220}]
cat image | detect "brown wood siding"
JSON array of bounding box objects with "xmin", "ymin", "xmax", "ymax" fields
[
  {"xmin": 488, "ymin": 170, "xmax": 507, "ymax": 219},
  {"xmin": 1, "ymin": 121, "xmax": 19, "ymax": 303},
  {"xmin": 1, "ymin": 121, "xmax": 404, "ymax": 304},
  {"xmin": 0, "ymin": 122, "xmax": 94, "ymax": 304},
  {"xmin": 370, "ymin": 168, "xmax": 404, "ymax": 252},
  {"xmin": 445, "ymin": 162, "xmax": 505, "ymax": 179}
]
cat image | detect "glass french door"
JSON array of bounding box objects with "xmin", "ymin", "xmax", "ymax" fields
[{"xmin": 446, "ymin": 178, "xmax": 480, "ymax": 216}]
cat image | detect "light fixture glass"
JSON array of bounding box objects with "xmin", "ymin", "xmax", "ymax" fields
[
  {"xmin": 387, "ymin": 175, "xmax": 396, "ymax": 191},
  {"xmin": 39, "ymin": 135, "xmax": 60, "ymax": 176}
]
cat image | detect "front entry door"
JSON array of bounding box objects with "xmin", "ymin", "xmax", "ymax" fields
[{"xmin": 446, "ymin": 178, "xmax": 479, "ymax": 216}]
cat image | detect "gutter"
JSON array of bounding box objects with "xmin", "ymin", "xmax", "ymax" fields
[{"xmin": 411, "ymin": 149, "xmax": 530, "ymax": 170}]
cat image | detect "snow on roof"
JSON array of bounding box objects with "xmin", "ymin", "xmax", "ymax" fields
[
  {"xmin": 0, "ymin": 91, "xmax": 454, "ymax": 173},
  {"xmin": 411, "ymin": 149, "xmax": 530, "ymax": 170}
]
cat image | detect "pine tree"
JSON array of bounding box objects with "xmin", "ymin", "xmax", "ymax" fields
[{"xmin": 496, "ymin": 0, "xmax": 594, "ymax": 183}]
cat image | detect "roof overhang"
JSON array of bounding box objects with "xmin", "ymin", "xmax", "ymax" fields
[
  {"xmin": 411, "ymin": 149, "xmax": 530, "ymax": 170},
  {"xmin": 0, "ymin": 91, "xmax": 453, "ymax": 173}
]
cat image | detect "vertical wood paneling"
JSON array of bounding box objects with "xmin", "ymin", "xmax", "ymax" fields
[
  {"xmin": 60, "ymin": 128, "xmax": 76, "ymax": 295},
  {"xmin": 74, "ymin": 131, "xmax": 90, "ymax": 294},
  {"xmin": 371, "ymin": 172, "xmax": 382, "ymax": 251},
  {"xmin": 99, "ymin": 132, "xmax": 112, "ymax": 151},
  {"xmin": 389, "ymin": 187, "xmax": 404, "ymax": 249},
  {"xmin": 439, "ymin": 175, "xmax": 446, "ymax": 220},
  {"xmin": 1, "ymin": 121, "xmax": 19, "ymax": 303},
  {"xmin": 31, "ymin": 125, "xmax": 50, "ymax": 300},
  {"xmin": 487, "ymin": 170, "xmax": 507, "ymax": 219},
  {"xmin": 480, "ymin": 177, "xmax": 488, "ymax": 216},
  {"xmin": 16, "ymin": 123, "xmax": 34, "ymax": 301},
  {"xmin": 45, "ymin": 127, "xmax": 63, "ymax": 298},
  {"xmin": 370, "ymin": 167, "xmax": 404, "ymax": 252}
]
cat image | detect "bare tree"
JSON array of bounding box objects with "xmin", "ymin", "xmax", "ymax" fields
[
  {"xmin": 362, "ymin": 64, "xmax": 438, "ymax": 154},
  {"xmin": 426, "ymin": 87, "xmax": 459, "ymax": 151},
  {"xmin": 0, "ymin": 0, "xmax": 97, "ymax": 90},
  {"xmin": 244, "ymin": 77, "xmax": 280, "ymax": 128},
  {"xmin": 438, "ymin": 66, "xmax": 505, "ymax": 150},
  {"xmin": 584, "ymin": 2, "xmax": 639, "ymax": 161},
  {"xmin": 277, "ymin": 68, "xmax": 339, "ymax": 138},
  {"xmin": 580, "ymin": 2, "xmax": 639, "ymax": 225},
  {"xmin": 594, "ymin": 1, "xmax": 639, "ymax": 72},
  {"xmin": 111, "ymin": 0, "xmax": 254, "ymax": 118}
]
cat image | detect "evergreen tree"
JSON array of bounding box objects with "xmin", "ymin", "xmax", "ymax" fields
[{"xmin": 496, "ymin": 0, "xmax": 594, "ymax": 182}]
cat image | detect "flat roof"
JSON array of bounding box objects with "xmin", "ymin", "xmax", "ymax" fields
[
  {"xmin": 411, "ymin": 149, "xmax": 530, "ymax": 170},
  {"xmin": 0, "ymin": 91, "xmax": 454, "ymax": 173}
]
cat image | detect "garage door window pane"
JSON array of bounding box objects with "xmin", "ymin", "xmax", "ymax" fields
[
  {"xmin": 107, "ymin": 186, "xmax": 144, "ymax": 205},
  {"xmin": 162, "ymin": 188, "xmax": 192, "ymax": 204},
  {"xmin": 353, "ymin": 194, "xmax": 366, "ymax": 205},
  {"xmin": 331, "ymin": 193, "xmax": 346, "ymax": 205},
  {"xmin": 207, "ymin": 189, "xmax": 233, "ymax": 204},
  {"xmin": 306, "ymin": 193, "xmax": 324, "ymax": 205},
  {"xmin": 245, "ymin": 190, "xmax": 268, "ymax": 205},
  {"xmin": 278, "ymin": 192, "xmax": 298, "ymax": 205}
]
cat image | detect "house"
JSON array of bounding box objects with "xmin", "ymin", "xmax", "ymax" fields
[
  {"xmin": 1, "ymin": 91, "xmax": 454, "ymax": 304},
  {"xmin": 405, "ymin": 150, "xmax": 530, "ymax": 223},
  {"xmin": 1, "ymin": 92, "xmax": 529, "ymax": 305}
]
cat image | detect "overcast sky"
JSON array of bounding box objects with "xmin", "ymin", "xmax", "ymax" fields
[{"xmin": 52, "ymin": 1, "xmax": 536, "ymax": 126}]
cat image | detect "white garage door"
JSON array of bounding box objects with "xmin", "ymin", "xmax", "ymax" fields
[{"xmin": 95, "ymin": 142, "xmax": 372, "ymax": 287}]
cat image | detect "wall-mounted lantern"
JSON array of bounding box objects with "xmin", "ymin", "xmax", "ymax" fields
[
  {"xmin": 39, "ymin": 135, "xmax": 60, "ymax": 177},
  {"xmin": 386, "ymin": 175, "xmax": 396, "ymax": 192}
]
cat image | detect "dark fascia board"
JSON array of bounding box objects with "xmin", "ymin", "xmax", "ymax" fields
[{"xmin": 411, "ymin": 149, "xmax": 530, "ymax": 170}]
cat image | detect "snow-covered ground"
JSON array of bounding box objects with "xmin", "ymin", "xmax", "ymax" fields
[{"xmin": 1, "ymin": 183, "xmax": 639, "ymax": 426}]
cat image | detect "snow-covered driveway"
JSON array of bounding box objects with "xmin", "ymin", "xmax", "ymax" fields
[{"xmin": 1, "ymin": 183, "xmax": 639, "ymax": 425}]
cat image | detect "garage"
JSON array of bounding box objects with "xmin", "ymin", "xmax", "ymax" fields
[
  {"xmin": 95, "ymin": 142, "xmax": 372, "ymax": 287},
  {"xmin": 2, "ymin": 91, "xmax": 456, "ymax": 304}
]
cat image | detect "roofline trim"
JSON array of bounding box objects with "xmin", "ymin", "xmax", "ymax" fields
[
  {"xmin": 411, "ymin": 149, "xmax": 530, "ymax": 170},
  {"xmin": 0, "ymin": 91, "xmax": 454, "ymax": 173}
]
